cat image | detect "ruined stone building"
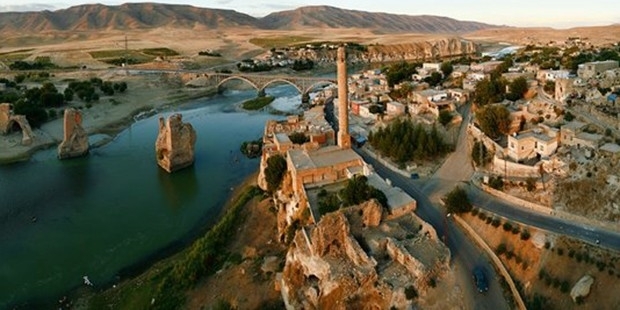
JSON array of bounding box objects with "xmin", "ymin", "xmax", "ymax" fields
[
  {"xmin": 0, "ymin": 103, "xmax": 34, "ymax": 146},
  {"xmin": 58, "ymin": 108, "xmax": 89, "ymax": 159},
  {"xmin": 155, "ymin": 113, "xmax": 196, "ymax": 172},
  {"xmin": 578, "ymin": 60, "xmax": 619, "ymax": 79},
  {"xmin": 281, "ymin": 201, "xmax": 450, "ymax": 310}
]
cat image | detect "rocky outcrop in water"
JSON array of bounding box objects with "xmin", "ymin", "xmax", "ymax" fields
[
  {"xmin": 155, "ymin": 113, "xmax": 196, "ymax": 172},
  {"xmin": 58, "ymin": 108, "xmax": 89, "ymax": 159},
  {"xmin": 0, "ymin": 103, "xmax": 34, "ymax": 146}
]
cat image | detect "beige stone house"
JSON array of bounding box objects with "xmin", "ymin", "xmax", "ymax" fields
[{"xmin": 507, "ymin": 129, "xmax": 559, "ymax": 162}]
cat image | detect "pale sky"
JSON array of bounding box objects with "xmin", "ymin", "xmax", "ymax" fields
[{"xmin": 0, "ymin": 0, "xmax": 618, "ymax": 28}]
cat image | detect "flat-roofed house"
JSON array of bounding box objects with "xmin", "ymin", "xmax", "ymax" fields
[{"xmin": 507, "ymin": 129, "xmax": 558, "ymax": 162}]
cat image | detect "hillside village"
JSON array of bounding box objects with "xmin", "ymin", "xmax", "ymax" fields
[{"xmin": 287, "ymin": 40, "xmax": 620, "ymax": 224}]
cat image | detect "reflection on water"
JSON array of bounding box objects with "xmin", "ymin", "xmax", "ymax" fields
[
  {"xmin": 157, "ymin": 165, "xmax": 199, "ymax": 210},
  {"xmin": 0, "ymin": 86, "xmax": 293, "ymax": 308}
]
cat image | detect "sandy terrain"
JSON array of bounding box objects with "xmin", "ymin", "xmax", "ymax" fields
[
  {"xmin": 0, "ymin": 70, "xmax": 214, "ymax": 163},
  {"xmin": 186, "ymin": 195, "xmax": 287, "ymax": 309},
  {"xmin": 465, "ymin": 25, "xmax": 620, "ymax": 46},
  {"xmin": 463, "ymin": 211, "xmax": 620, "ymax": 309}
]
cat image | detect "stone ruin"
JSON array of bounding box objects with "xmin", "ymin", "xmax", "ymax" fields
[
  {"xmin": 58, "ymin": 108, "xmax": 89, "ymax": 159},
  {"xmin": 155, "ymin": 113, "xmax": 196, "ymax": 172},
  {"xmin": 0, "ymin": 103, "xmax": 34, "ymax": 145},
  {"xmin": 280, "ymin": 200, "xmax": 451, "ymax": 309}
]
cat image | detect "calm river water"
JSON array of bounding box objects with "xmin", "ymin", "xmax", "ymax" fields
[{"xmin": 0, "ymin": 85, "xmax": 302, "ymax": 308}]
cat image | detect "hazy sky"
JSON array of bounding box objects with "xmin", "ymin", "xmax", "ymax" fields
[{"xmin": 0, "ymin": 0, "xmax": 618, "ymax": 28}]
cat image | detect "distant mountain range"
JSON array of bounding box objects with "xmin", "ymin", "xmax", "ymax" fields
[{"xmin": 0, "ymin": 3, "xmax": 501, "ymax": 34}]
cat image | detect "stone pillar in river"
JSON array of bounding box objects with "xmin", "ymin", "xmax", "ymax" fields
[
  {"xmin": 155, "ymin": 113, "xmax": 196, "ymax": 173},
  {"xmin": 58, "ymin": 108, "xmax": 89, "ymax": 159}
]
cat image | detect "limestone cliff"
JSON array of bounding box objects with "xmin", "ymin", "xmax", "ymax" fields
[
  {"xmin": 155, "ymin": 113, "xmax": 196, "ymax": 172},
  {"xmin": 57, "ymin": 108, "xmax": 88, "ymax": 159},
  {"xmin": 280, "ymin": 201, "xmax": 451, "ymax": 309},
  {"xmin": 364, "ymin": 37, "xmax": 479, "ymax": 62}
]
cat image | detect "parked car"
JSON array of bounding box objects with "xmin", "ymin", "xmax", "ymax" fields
[{"xmin": 473, "ymin": 267, "xmax": 489, "ymax": 293}]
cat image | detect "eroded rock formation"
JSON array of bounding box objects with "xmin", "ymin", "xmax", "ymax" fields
[
  {"xmin": 571, "ymin": 275, "xmax": 594, "ymax": 303},
  {"xmin": 363, "ymin": 38, "xmax": 478, "ymax": 62},
  {"xmin": 58, "ymin": 108, "xmax": 88, "ymax": 159},
  {"xmin": 280, "ymin": 200, "xmax": 451, "ymax": 309},
  {"xmin": 155, "ymin": 113, "xmax": 196, "ymax": 172},
  {"xmin": 0, "ymin": 103, "xmax": 35, "ymax": 146}
]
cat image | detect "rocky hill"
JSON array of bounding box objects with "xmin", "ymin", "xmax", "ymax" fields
[
  {"xmin": 260, "ymin": 6, "xmax": 497, "ymax": 33},
  {"xmin": 0, "ymin": 3, "xmax": 500, "ymax": 34}
]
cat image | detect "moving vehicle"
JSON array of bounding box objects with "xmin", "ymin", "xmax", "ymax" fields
[{"xmin": 473, "ymin": 267, "xmax": 489, "ymax": 293}]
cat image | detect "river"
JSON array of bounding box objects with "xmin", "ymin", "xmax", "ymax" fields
[{"xmin": 0, "ymin": 84, "xmax": 305, "ymax": 308}]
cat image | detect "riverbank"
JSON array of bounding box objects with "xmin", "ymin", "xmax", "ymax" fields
[
  {"xmin": 0, "ymin": 71, "xmax": 216, "ymax": 164},
  {"xmin": 69, "ymin": 172, "xmax": 266, "ymax": 309}
]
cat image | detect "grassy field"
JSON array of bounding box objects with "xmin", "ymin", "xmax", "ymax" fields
[
  {"xmin": 242, "ymin": 96, "xmax": 275, "ymax": 110},
  {"xmin": 249, "ymin": 36, "xmax": 315, "ymax": 49},
  {"xmin": 0, "ymin": 53, "xmax": 32, "ymax": 62},
  {"xmin": 141, "ymin": 47, "xmax": 179, "ymax": 57}
]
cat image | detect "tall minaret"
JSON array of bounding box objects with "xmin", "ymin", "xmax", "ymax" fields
[{"xmin": 337, "ymin": 46, "xmax": 351, "ymax": 149}]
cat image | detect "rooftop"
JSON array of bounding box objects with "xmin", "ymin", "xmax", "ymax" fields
[
  {"xmin": 288, "ymin": 146, "xmax": 362, "ymax": 171},
  {"xmin": 562, "ymin": 120, "xmax": 587, "ymax": 131},
  {"xmin": 366, "ymin": 173, "xmax": 416, "ymax": 212},
  {"xmin": 600, "ymin": 143, "xmax": 620, "ymax": 154}
]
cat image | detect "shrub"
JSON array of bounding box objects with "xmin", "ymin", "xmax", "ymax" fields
[
  {"xmin": 520, "ymin": 230, "xmax": 531, "ymax": 240},
  {"xmin": 557, "ymin": 248, "xmax": 564, "ymax": 256},
  {"xmin": 405, "ymin": 285, "xmax": 418, "ymax": 300},
  {"xmin": 505, "ymin": 251, "xmax": 514, "ymax": 260},
  {"xmin": 560, "ymin": 280, "xmax": 570, "ymax": 293},
  {"xmin": 485, "ymin": 217, "xmax": 492, "ymax": 224},
  {"xmin": 444, "ymin": 187, "xmax": 472, "ymax": 214},
  {"xmin": 471, "ymin": 208, "xmax": 479, "ymax": 216},
  {"xmin": 496, "ymin": 243, "xmax": 507, "ymax": 255},
  {"xmin": 575, "ymin": 253, "xmax": 583, "ymax": 262},
  {"xmin": 478, "ymin": 212, "xmax": 487, "ymax": 220},
  {"xmin": 525, "ymin": 177, "xmax": 536, "ymax": 191},
  {"xmin": 491, "ymin": 218, "xmax": 501, "ymax": 227},
  {"xmin": 568, "ymin": 249, "xmax": 575, "ymax": 258},
  {"xmin": 264, "ymin": 155, "xmax": 287, "ymax": 193},
  {"xmin": 489, "ymin": 176, "xmax": 504, "ymax": 190},
  {"xmin": 503, "ymin": 222, "xmax": 513, "ymax": 231},
  {"xmin": 512, "ymin": 227, "xmax": 520, "ymax": 234},
  {"xmin": 544, "ymin": 241, "xmax": 551, "ymax": 249}
]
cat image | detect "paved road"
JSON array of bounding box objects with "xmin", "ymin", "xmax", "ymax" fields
[{"xmin": 357, "ymin": 149, "xmax": 510, "ymax": 310}]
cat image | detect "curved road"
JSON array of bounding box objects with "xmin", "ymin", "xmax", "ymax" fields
[{"xmin": 357, "ymin": 100, "xmax": 620, "ymax": 308}]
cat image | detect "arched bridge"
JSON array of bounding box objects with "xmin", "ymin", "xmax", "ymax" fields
[{"xmin": 197, "ymin": 72, "xmax": 337, "ymax": 101}]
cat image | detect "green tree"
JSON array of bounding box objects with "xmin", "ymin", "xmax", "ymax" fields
[
  {"xmin": 385, "ymin": 61, "xmax": 418, "ymax": 87},
  {"xmin": 440, "ymin": 61, "xmax": 454, "ymax": 77},
  {"xmin": 264, "ymin": 155, "xmax": 287, "ymax": 193},
  {"xmin": 288, "ymin": 132, "xmax": 309, "ymax": 145},
  {"xmin": 12, "ymin": 99, "xmax": 48, "ymax": 128},
  {"xmin": 444, "ymin": 186, "xmax": 472, "ymax": 214},
  {"xmin": 544, "ymin": 80, "xmax": 555, "ymax": 94},
  {"xmin": 473, "ymin": 76, "xmax": 506, "ymax": 106},
  {"xmin": 438, "ymin": 110, "xmax": 454, "ymax": 126},
  {"xmin": 423, "ymin": 71, "xmax": 443, "ymax": 87},
  {"xmin": 507, "ymin": 77, "xmax": 528, "ymax": 101},
  {"xmin": 340, "ymin": 175, "xmax": 388, "ymax": 209},
  {"xmin": 64, "ymin": 88, "xmax": 74, "ymax": 102},
  {"xmin": 476, "ymin": 104, "xmax": 511, "ymax": 139}
]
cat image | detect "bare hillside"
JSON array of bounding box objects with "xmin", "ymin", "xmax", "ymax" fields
[
  {"xmin": 260, "ymin": 5, "xmax": 499, "ymax": 33},
  {"xmin": 0, "ymin": 3, "xmax": 500, "ymax": 34}
]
